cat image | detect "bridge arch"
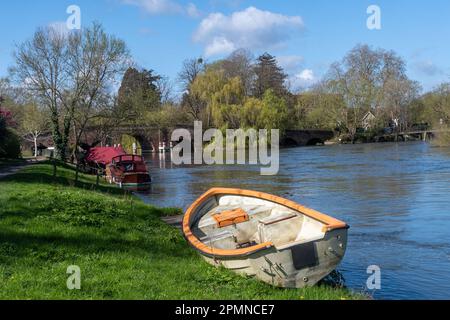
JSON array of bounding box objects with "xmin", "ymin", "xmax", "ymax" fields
[
  {"xmin": 120, "ymin": 134, "xmax": 155, "ymax": 154},
  {"xmin": 283, "ymin": 130, "xmax": 334, "ymax": 147},
  {"xmin": 282, "ymin": 137, "xmax": 300, "ymax": 147},
  {"xmin": 306, "ymin": 138, "xmax": 325, "ymax": 146}
]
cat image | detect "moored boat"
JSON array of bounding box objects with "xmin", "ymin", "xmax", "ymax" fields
[
  {"xmin": 182, "ymin": 188, "xmax": 349, "ymax": 288},
  {"xmin": 106, "ymin": 154, "xmax": 151, "ymax": 189}
]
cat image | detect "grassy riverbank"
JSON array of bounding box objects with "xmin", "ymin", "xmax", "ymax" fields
[{"xmin": 0, "ymin": 163, "xmax": 361, "ymax": 300}]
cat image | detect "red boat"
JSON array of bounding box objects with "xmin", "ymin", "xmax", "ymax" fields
[{"xmin": 106, "ymin": 154, "xmax": 151, "ymax": 189}]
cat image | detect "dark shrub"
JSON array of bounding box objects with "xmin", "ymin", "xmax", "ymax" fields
[{"xmin": 0, "ymin": 116, "xmax": 21, "ymax": 159}]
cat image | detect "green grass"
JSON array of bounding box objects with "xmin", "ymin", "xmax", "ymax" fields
[{"xmin": 0, "ymin": 163, "xmax": 361, "ymax": 300}]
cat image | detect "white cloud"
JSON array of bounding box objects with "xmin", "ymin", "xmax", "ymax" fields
[
  {"xmin": 297, "ymin": 69, "xmax": 315, "ymax": 82},
  {"xmin": 287, "ymin": 69, "xmax": 317, "ymax": 91},
  {"xmin": 193, "ymin": 7, "xmax": 304, "ymax": 57},
  {"xmin": 122, "ymin": 0, "xmax": 200, "ymax": 17},
  {"xmin": 205, "ymin": 37, "xmax": 236, "ymax": 57}
]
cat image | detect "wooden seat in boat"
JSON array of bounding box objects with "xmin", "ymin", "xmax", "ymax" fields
[
  {"xmin": 213, "ymin": 208, "xmax": 249, "ymax": 228},
  {"xmin": 196, "ymin": 205, "xmax": 272, "ymax": 233},
  {"xmin": 258, "ymin": 212, "xmax": 297, "ymax": 225},
  {"xmin": 258, "ymin": 210, "xmax": 304, "ymax": 247}
]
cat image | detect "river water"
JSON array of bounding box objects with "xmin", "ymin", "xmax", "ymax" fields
[{"xmin": 138, "ymin": 142, "xmax": 450, "ymax": 300}]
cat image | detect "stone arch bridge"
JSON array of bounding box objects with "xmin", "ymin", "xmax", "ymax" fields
[{"xmin": 89, "ymin": 125, "xmax": 335, "ymax": 153}]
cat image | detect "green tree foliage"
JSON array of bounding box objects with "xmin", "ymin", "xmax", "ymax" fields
[
  {"xmin": 210, "ymin": 77, "xmax": 245, "ymax": 129},
  {"xmin": 115, "ymin": 67, "xmax": 187, "ymax": 133},
  {"xmin": 190, "ymin": 65, "xmax": 289, "ymax": 133},
  {"xmin": 420, "ymin": 83, "xmax": 450, "ymax": 146},
  {"xmin": 190, "ymin": 67, "xmax": 229, "ymax": 127},
  {"xmin": 258, "ymin": 90, "xmax": 289, "ymax": 133},
  {"xmin": 292, "ymin": 92, "xmax": 346, "ymax": 130},
  {"xmin": 253, "ymin": 53, "xmax": 287, "ymax": 98},
  {"xmin": 241, "ymin": 98, "xmax": 263, "ymax": 128},
  {"xmin": 118, "ymin": 67, "xmax": 162, "ymax": 121},
  {"xmin": 423, "ymin": 83, "xmax": 450, "ymax": 124}
]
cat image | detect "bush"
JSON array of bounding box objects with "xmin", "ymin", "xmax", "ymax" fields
[
  {"xmin": 0, "ymin": 105, "xmax": 21, "ymax": 159},
  {"xmin": 433, "ymin": 127, "xmax": 450, "ymax": 147},
  {"xmin": 0, "ymin": 117, "xmax": 21, "ymax": 158}
]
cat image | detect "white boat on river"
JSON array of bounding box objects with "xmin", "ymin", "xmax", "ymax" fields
[{"xmin": 183, "ymin": 188, "xmax": 349, "ymax": 288}]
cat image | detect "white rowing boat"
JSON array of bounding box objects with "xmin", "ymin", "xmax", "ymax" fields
[{"xmin": 183, "ymin": 188, "xmax": 349, "ymax": 288}]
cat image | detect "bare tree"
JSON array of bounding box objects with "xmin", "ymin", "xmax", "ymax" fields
[
  {"xmin": 321, "ymin": 44, "xmax": 417, "ymax": 141},
  {"xmin": 178, "ymin": 58, "xmax": 205, "ymax": 91},
  {"xmin": 68, "ymin": 24, "xmax": 130, "ymax": 159},
  {"xmin": 12, "ymin": 27, "xmax": 70, "ymax": 160},
  {"xmin": 427, "ymin": 83, "xmax": 450, "ymax": 123},
  {"xmin": 180, "ymin": 91, "xmax": 205, "ymax": 121},
  {"xmin": 20, "ymin": 104, "xmax": 49, "ymax": 158},
  {"xmin": 221, "ymin": 49, "xmax": 255, "ymax": 96},
  {"xmin": 12, "ymin": 23, "xmax": 130, "ymax": 161},
  {"xmin": 156, "ymin": 76, "xmax": 174, "ymax": 105}
]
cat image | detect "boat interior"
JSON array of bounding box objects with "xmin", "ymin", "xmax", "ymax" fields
[
  {"xmin": 191, "ymin": 195, "xmax": 326, "ymax": 250},
  {"xmin": 110, "ymin": 155, "xmax": 148, "ymax": 173}
]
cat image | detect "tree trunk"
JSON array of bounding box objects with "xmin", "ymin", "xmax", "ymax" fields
[
  {"xmin": 34, "ymin": 136, "xmax": 38, "ymax": 158},
  {"xmin": 53, "ymin": 159, "xmax": 57, "ymax": 178}
]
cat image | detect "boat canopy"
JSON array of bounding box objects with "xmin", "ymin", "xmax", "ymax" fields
[{"xmin": 85, "ymin": 147, "xmax": 126, "ymax": 166}]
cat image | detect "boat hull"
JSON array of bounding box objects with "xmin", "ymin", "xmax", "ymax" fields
[
  {"xmin": 106, "ymin": 154, "xmax": 151, "ymax": 190},
  {"xmin": 201, "ymin": 228, "xmax": 347, "ymax": 288},
  {"xmin": 109, "ymin": 173, "xmax": 151, "ymax": 188},
  {"xmin": 120, "ymin": 173, "xmax": 151, "ymax": 186}
]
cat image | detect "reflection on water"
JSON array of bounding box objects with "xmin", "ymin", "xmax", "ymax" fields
[{"xmin": 138, "ymin": 142, "xmax": 450, "ymax": 300}]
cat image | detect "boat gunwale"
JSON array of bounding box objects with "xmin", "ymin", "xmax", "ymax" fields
[{"xmin": 182, "ymin": 188, "xmax": 348, "ymax": 259}]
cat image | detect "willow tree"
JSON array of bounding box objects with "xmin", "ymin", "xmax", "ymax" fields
[
  {"xmin": 258, "ymin": 90, "xmax": 289, "ymax": 134},
  {"xmin": 190, "ymin": 67, "xmax": 228, "ymax": 127}
]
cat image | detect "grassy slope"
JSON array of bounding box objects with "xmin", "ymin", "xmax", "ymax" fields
[{"xmin": 0, "ymin": 163, "xmax": 359, "ymax": 300}]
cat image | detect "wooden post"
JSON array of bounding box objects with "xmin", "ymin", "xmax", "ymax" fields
[
  {"xmin": 53, "ymin": 158, "xmax": 57, "ymax": 178},
  {"xmin": 96, "ymin": 169, "xmax": 100, "ymax": 187},
  {"xmin": 75, "ymin": 163, "xmax": 79, "ymax": 183}
]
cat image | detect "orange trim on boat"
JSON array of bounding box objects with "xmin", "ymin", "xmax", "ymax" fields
[{"xmin": 182, "ymin": 188, "xmax": 348, "ymax": 258}]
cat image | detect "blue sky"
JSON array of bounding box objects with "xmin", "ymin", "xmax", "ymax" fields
[{"xmin": 1, "ymin": 0, "xmax": 449, "ymax": 93}]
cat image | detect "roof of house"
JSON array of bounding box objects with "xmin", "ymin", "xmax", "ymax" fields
[{"xmin": 362, "ymin": 111, "xmax": 376, "ymax": 121}]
